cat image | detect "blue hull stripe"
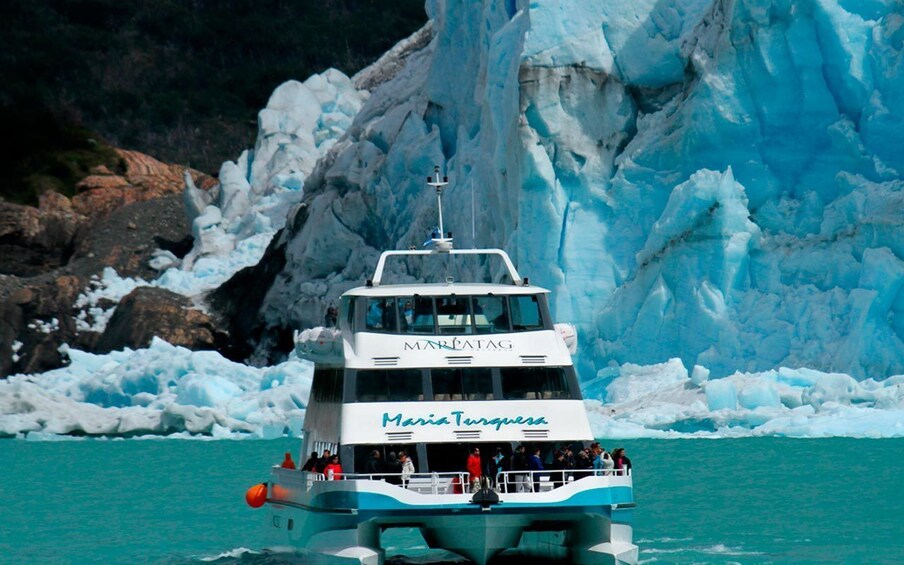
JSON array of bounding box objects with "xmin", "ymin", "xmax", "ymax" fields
[{"xmin": 308, "ymin": 486, "xmax": 634, "ymax": 514}]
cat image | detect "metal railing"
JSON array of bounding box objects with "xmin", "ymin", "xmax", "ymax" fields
[
  {"xmin": 307, "ymin": 471, "xmax": 471, "ymax": 495},
  {"xmin": 293, "ymin": 467, "xmax": 631, "ymax": 495},
  {"xmin": 494, "ymin": 468, "xmax": 631, "ymax": 493}
]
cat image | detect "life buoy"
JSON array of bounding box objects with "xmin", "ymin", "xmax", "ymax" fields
[{"xmin": 245, "ymin": 483, "xmax": 268, "ymax": 508}]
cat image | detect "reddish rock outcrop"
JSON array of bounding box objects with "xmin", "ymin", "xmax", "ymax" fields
[
  {"xmin": 0, "ymin": 148, "xmax": 222, "ymax": 378},
  {"xmin": 71, "ymin": 149, "xmax": 214, "ymax": 218}
]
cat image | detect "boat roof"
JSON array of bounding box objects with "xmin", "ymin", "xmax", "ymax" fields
[{"xmin": 343, "ymin": 282, "xmax": 550, "ymax": 297}]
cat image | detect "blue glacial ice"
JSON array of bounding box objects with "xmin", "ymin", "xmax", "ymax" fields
[
  {"xmin": 3, "ymin": 346, "xmax": 902, "ymax": 439},
  {"xmin": 256, "ymin": 0, "xmax": 904, "ymax": 383},
  {"xmin": 0, "ymin": 339, "xmax": 312, "ymax": 439},
  {"xmin": 30, "ymin": 0, "xmax": 904, "ymax": 440}
]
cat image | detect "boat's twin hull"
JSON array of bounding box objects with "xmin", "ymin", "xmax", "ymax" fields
[{"xmin": 264, "ymin": 472, "xmax": 637, "ymax": 565}]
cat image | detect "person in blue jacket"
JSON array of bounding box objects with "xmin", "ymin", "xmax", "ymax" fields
[{"xmin": 527, "ymin": 446, "xmax": 544, "ymax": 492}]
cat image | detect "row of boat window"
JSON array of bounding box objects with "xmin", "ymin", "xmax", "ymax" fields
[
  {"xmin": 362, "ymin": 294, "xmax": 545, "ymax": 335},
  {"xmin": 310, "ymin": 367, "xmax": 574, "ymax": 402},
  {"xmin": 354, "ymin": 366, "xmax": 573, "ymax": 402}
]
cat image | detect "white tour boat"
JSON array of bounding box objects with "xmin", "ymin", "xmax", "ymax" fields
[{"xmin": 251, "ymin": 168, "xmax": 638, "ymax": 565}]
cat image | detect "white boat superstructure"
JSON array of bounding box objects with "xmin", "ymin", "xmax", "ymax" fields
[{"xmin": 257, "ymin": 168, "xmax": 637, "ymax": 564}]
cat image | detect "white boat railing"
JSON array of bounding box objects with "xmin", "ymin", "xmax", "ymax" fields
[
  {"xmin": 307, "ymin": 471, "xmax": 471, "ymax": 495},
  {"xmin": 494, "ymin": 468, "xmax": 631, "ymax": 493},
  {"xmin": 293, "ymin": 467, "xmax": 630, "ymax": 495}
]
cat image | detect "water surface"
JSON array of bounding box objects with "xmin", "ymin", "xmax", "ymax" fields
[{"xmin": 1, "ymin": 438, "xmax": 900, "ymax": 564}]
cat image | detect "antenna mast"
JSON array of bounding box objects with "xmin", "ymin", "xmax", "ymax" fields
[{"xmin": 426, "ymin": 165, "xmax": 453, "ymax": 252}]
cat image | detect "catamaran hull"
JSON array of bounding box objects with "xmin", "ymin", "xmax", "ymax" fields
[
  {"xmin": 263, "ymin": 472, "xmax": 637, "ymax": 565},
  {"xmin": 265, "ymin": 504, "xmax": 636, "ymax": 564}
]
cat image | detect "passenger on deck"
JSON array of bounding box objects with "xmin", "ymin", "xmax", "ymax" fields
[
  {"xmin": 591, "ymin": 444, "xmax": 602, "ymax": 471},
  {"xmin": 490, "ymin": 447, "xmax": 507, "ymax": 485},
  {"xmin": 467, "ymin": 447, "xmax": 483, "ymax": 492},
  {"xmin": 528, "ymin": 447, "xmax": 544, "ymax": 492},
  {"xmin": 385, "ymin": 452, "xmax": 403, "ymax": 485},
  {"xmin": 510, "ymin": 444, "xmax": 529, "ymax": 493},
  {"xmin": 301, "ymin": 451, "xmax": 319, "ymax": 472},
  {"xmin": 314, "ymin": 449, "xmax": 331, "ymax": 473},
  {"xmin": 612, "ymin": 448, "xmax": 632, "ymax": 473},
  {"xmin": 280, "ymin": 452, "xmax": 297, "ymax": 469},
  {"xmin": 575, "ymin": 448, "xmax": 593, "ymax": 471},
  {"xmin": 399, "ymin": 450, "xmax": 415, "ymax": 485},
  {"xmin": 365, "ymin": 449, "xmax": 383, "ymax": 477},
  {"xmin": 548, "ymin": 450, "xmax": 567, "ymax": 488},
  {"xmin": 592, "ymin": 445, "xmax": 614, "ymax": 475},
  {"xmin": 564, "ymin": 446, "xmax": 576, "ymax": 470},
  {"xmin": 324, "ymin": 305, "xmax": 338, "ymax": 327},
  {"xmin": 324, "ymin": 455, "xmax": 343, "ymax": 480}
]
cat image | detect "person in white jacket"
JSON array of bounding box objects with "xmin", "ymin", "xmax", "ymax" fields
[{"xmin": 400, "ymin": 450, "xmax": 415, "ymax": 485}]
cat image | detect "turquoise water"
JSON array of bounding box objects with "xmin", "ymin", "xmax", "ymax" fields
[{"xmin": 1, "ymin": 438, "xmax": 901, "ymax": 564}]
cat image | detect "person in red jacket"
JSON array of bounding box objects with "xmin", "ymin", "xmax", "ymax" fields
[
  {"xmin": 324, "ymin": 455, "xmax": 343, "ymax": 480},
  {"xmin": 280, "ymin": 452, "xmax": 296, "ymax": 469},
  {"xmin": 467, "ymin": 447, "xmax": 482, "ymax": 492}
]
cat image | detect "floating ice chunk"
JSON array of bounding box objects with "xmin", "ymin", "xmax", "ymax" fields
[
  {"xmin": 690, "ymin": 365, "xmax": 709, "ymax": 385},
  {"xmin": 705, "ymin": 379, "xmax": 737, "ymax": 411},
  {"xmin": 0, "ymin": 339, "xmax": 313, "ymax": 438},
  {"xmin": 605, "ymin": 359, "xmax": 688, "ymax": 403},
  {"xmin": 737, "ymin": 380, "xmax": 780, "ymax": 409}
]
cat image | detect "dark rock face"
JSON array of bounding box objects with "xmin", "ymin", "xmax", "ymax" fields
[
  {"xmin": 0, "ymin": 192, "xmax": 85, "ymax": 277},
  {"xmin": 0, "ymin": 191, "xmax": 217, "ymax": 377},
  {"xmin": 0, "ymin": 272, "xmax": 84, "ymax": 376},
  {"xmin": 96, "ymin": 287, "xmax": 222, "ymax": 353}
]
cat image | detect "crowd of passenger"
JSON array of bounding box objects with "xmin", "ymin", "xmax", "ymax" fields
[
  {"xmin": 280, "ymin": 443, "xmax": 631, "ymax": 492},
  {"xmin": 468, "ymin": 443, "xmax": 632, "ymax": 492}
]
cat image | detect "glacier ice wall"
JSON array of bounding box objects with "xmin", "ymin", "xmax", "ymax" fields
[{"xmin": 252, "ymin": 0, "xmax": 904, "ymax": 380}]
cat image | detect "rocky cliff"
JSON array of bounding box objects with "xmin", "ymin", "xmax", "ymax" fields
[{"xmin": 0, "ymin": 150, "xmax": 217, "ymax": 377}]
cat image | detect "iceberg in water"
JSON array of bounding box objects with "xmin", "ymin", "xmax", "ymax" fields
[
  {"xmin": 3, "ymin": 348, "xmax": 903, "ymax": 439},
  {"xmin": 0, "ymin": 339, "xmax": 312, "ymax": 439},
  {"xmin": 585, "ymin": 358, "xmax": 904, "ymax": 439}
]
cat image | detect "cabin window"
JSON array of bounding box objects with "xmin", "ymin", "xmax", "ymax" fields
[
  {"xmin": 362, "ymin": 294, "xmax": 546, "ymax": 334},
  {"xmin": 472, "ymin": 296, "xmax": 509, "ymax": 334},
  {"xmin": 510, "ymin": 295, "xmax": 543, "ymax": 331},
  {"xmin": 341, "ymin": 296, "xmax": 355, "ymax": 327},
  {"xmin": 435, "ymin": 296, "xmax": 474, "ymax": 335},
  {"xmin": 356, "ymin": 369, "xmax": 424, "ymax": 402},
  {"xmin": 365, "ymin": 297, "xmax": 397, "ymax": 332},
  {"xmin": 431, "ymin": 368, "xmax": 494, "ymax": 401},
  {"xmin": 399, "ymin": 296, "xmax": 435, "ymax": 334},
  {"xmin": 500, "ymin": 367, "xmax": 570, "ymax": 399}
]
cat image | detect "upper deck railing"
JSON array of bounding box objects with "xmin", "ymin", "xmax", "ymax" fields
[
  {"xmin": 370, "ymin": 249, "xmax": 525, "ymax": 287},
  {"xmin": 282, "ymin": 468, "xmax": 630, "ymax": 496}
]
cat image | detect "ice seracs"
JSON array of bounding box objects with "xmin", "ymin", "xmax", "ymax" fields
[{"xmin": 249, "ymin": 0, "xmax": 904, "ymax": 382}]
